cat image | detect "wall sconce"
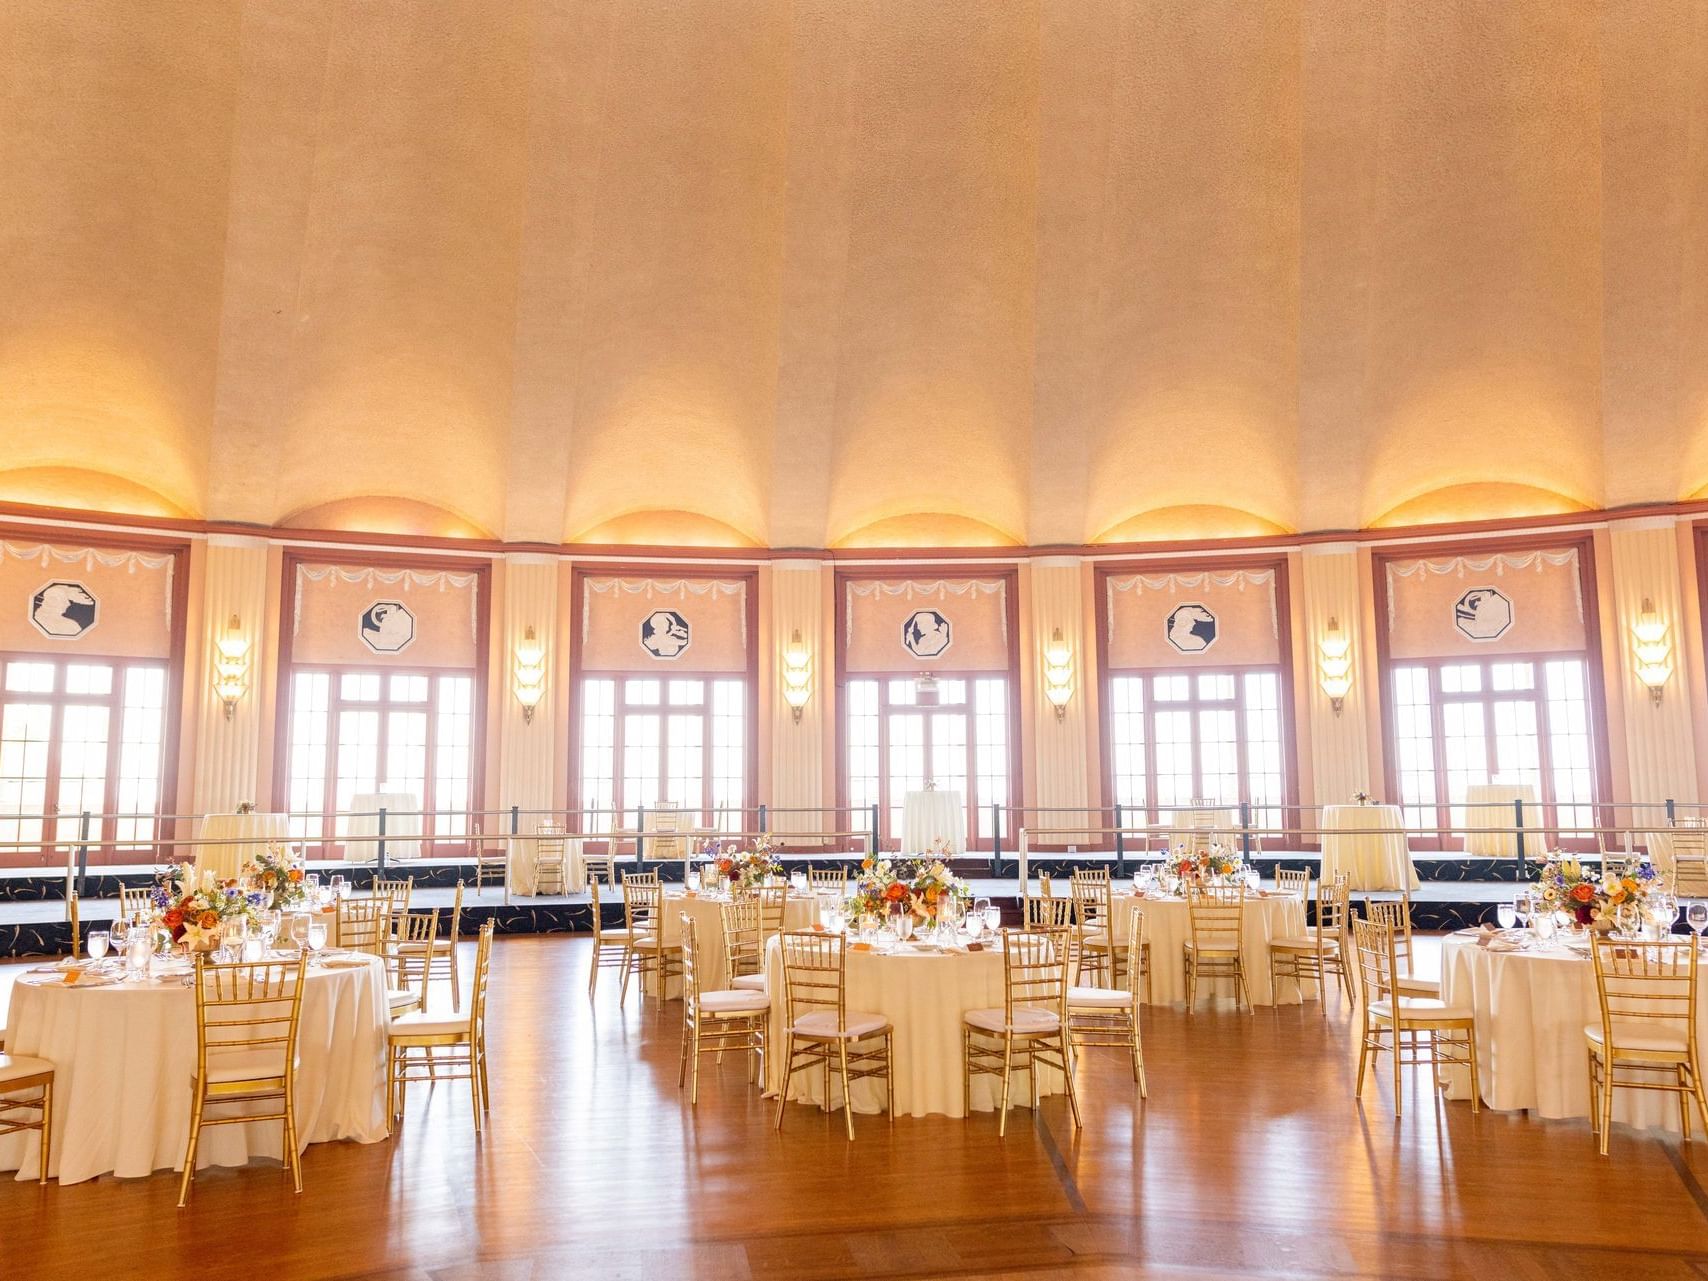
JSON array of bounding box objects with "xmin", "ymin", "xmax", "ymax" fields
[
  {"xmin": 782, "ymin": 628, "xmax": 812, "ymax": 723},
  {"xmin": 1632, "ymin": 598, "xmax": 1672, "ymax": 705},
  {"xmin": 1043, "ymin": 627, "xmax": 1074, "ymax": 721},
  {"xmin": 1318, "ymin": 616, "xmax": 1353, "ymax": 715},
  {"xmin": 212, "ymin": 615, "xmax": 250, "ymax": 721},
  {"xmin": 513, "ymin": 625, "xmax": 547, "ymax": 723}
]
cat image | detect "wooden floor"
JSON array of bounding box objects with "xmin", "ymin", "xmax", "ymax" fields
[{"xmin": 3, "ymin": 936, "xmax": 1706, "ymax": 1281}]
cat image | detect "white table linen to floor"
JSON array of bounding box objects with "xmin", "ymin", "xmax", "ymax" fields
[
  {"xmin": 1319, "ymin": 804, "xmax": 1419, "ymax": 891},
  {"xmin": 1106, "ymin": 891, "xmax": 1307, "ymax": 1007},
  {"xmin": 195, "ymin": 811, "xmax": 290, "ymax": 883},
  {"xmin": 343, "ymin": 792, "xmax": 423, "ymax": 862},
  {"xmin": 1171, "ymin": 807, "xmax": 1237, "ymax": 853},
  {"xmin": 1463, "ymin": 784, "xmax": 1538, "ymax": 857},
  {"xmin": 658, "ymin": 892, "xmax": 818, "ymax": 993},
  {"xmin": 510, "ymin": 830, "xmax": 587, "ymax": 896},
  {"xmin": 902, "ymin": 789, "xmax": 966, "ymax": 856},
  {"xmin": 0, "ymin": 954, "xmax": 390, "ymax": 1183},
  {"xmin": 1439, "ymin": 934, "xmax": 1708, "ymax": 1135},
  {"xmin": 763, "ymin": 937, "xmax": 1065, "ymax": 1118}
]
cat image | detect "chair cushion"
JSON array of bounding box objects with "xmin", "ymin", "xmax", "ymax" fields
[
  {"xmin": 699, "ymin": 989, "xmax": 771, "ymax": 1014},
  {"xmin": 390, "ymin": 1012, "xmax": 472, "ymax": 1038},
  {"xmin": 393, "ymin": 941, "xmax": 441, "ymax": 955},
  {"xmin": 203, "ymin": 1051, "xmax": 292, "ymax": 1085},
  {"xmin": 1369, "ymin": 997, "xmax": 1472, "ymax": 1022},
  {"xmin": 1080, "ymin": 931, "xmax": 1111, "ymax": 949},
  {"xmin": 1585, "ymin": 1022, "xmax": 1691, "ymax": 1054},
  {"xmin": 790, "ymin": 1010, "xmax": 888, "ymax": 1040},
  {"xmin": 0, "ymin": 1053, "xmax": 52, "ymax": 1084},
  {"xmin": 729, "ymin": 973, "xmax": 767, "ymax": 992},
  {"xmin": 387, "ymin": 989, "xmax": 420, "ymax": 1010},
  {"xmin": 1270, "ymin": 934, "xmax": 1339, "ymax": 951},
  {"xmin": 596, "ymin": 928, "xmax": 635, "ymax": 942},
  {"xmin": 964, "ymin": 1006, "xmax": 1063, "ymax": 1035},
  {"xmin": 1067, "ymin": 986, "xmax": 1133, "ymax": 1009},
  {"xmin": 1395, "ymin": 975, "xmax": 1440, "ymax": 997}
]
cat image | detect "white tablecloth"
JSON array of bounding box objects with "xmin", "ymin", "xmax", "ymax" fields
[
  {"xmin": 1320, "ymin": 804, "xmax": 1418, "ymax": 891},
  {"xmin": 511, "ymin": 829, "xmax": 586, "ymax": 896},
  {"xmin": 195, "ymin": 812, "xmax": 290, "ymax": 883},
  {"xmin": 658, "ymin": 892, "xmax": 817, "ymax": 993},
  {"xmin": 764, "ymin": 938, "xmax": 1065, "ymax": 1118},
  {"xmin": 902, "ymin": 790, "xmax": 966, "ymax": 856},
  {"xmin": 1107, "ymin": 891, "xmax": 1306, "ymax": 1007},
  {"xmin": 0, "ymin": 955, "xmax": 390, "ymax": 1183},
  {"xmin": 1171, "ymin": 806, "xmax": 1237, "ymax": 854},
  {"xmin": 343, "ymin": 792, "xmax": 423, "ymax": 863},
  {"xmin": 1440, "ymin": 935, "xmax": 1708, "ymax": 1135},
  {"xmin": 1463, "ymin": 784, "xmax": 1538, "ymax": 857}
]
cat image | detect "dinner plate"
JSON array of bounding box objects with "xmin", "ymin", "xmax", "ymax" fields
[{"xmin": 19, "ymin": 969, "xmax": 122, "ymax": 988}]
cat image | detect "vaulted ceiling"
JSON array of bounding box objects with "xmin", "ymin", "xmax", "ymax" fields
[{"xmin": 2, "ymin": 1, "xmax": 1705, "ymax": 547}]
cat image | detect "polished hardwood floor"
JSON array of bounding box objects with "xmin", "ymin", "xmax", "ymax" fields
[{"xmin": 2, "ymin": 936, "xmax": 1705, "ymax": 1281}]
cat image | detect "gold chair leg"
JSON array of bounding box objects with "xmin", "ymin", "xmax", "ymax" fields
[
  {"xmin": 886, "ymin": 1032, "xmax": 895, "ymax": 1123},
  {"xmin": 998, "ymin": 1036, "xmax": 1014, "ymax": 1138},
  {"xmin": 1585, "ymin": 1047, "xmax": 1599, "ymax": 1140},
  {"xmin": 774, "ymin": 1036, "xmax": 796, "ymax": 1131},
  {"xmin": 690, "ymin": 1021, "xmax": 702, "ymax": 1106},
  {"xmin": 284, "ymin": 1091, "xmax": 303, "ymax": 1193},
  {"xmin": 470, "ymin": 1043, "xmax": 484, "ymax": 1135},
  {"xmin": 177, "ymin": 1084, "xmax": 205, "ymax": 1208},
  {"xmin": 1354, "ymin": 1018, "xmax": 1370, "ymax": 1102},
  {"xmin": 1391, "ymin": 1025, "xmax": 1403, "ymax": 1120},
  {"xmin": 1464, "ymin": 1027, "xmax": 1480, "ymax": 1114},
  {"xmin": 39, "ymin": 1080, "xmax": 52, "ymax": 1184},
  {"xmin": 1598, "ymin": 1053, "xmax": 1615, "ymax": 1156},
  {"xmin": 1060, "ymin": 1035, "xmax": 1083, "ymax": 1129},
  {"xmin": 837, "ymin": 1040, "xmax": 855, "ymax": 1141}
]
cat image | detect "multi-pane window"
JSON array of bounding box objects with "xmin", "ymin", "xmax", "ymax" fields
[
  {"xmin": 1387, "ymin": 656, "xmax": 1598, "ymax": 848},
  {"xmin": 284, "ymin": 668, "xmax": 477, "ymax": 853},
  {"xmin": 0, "ymin": 656, "xmax": 170, "ymax": 862},
  {"xmin": 577, "ymin": 676, "xmax": 748, "ymax": 832},
  {"xmin": 1106, "ymin": 669, "xmax": 1288, "ymax": 832},
  {"xmin": 843, "ymin": 676, "xmax": 1013, "ymax": 848}
]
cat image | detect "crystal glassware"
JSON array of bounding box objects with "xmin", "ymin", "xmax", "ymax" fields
[
  {"xmin": 983, "ymin": 903, "xmax": 1001, "ymax": 934},
  {"xmin": 307, "ymin": 921, "xmax": 328, "ymax": 952},
  {"xmin": 895, "ymin": 914, "xmax": 915, "ymax": 943},
  {"xmin": 1496, "ymin": 903, "xmax": 1516, "ymax": 930},
  {"xmin": 686, "ymin": 869, "xmax": 701, "ymax": 893},
  {"xmin": 87, "ymin": 930, "xmax": 110, "ymax": 962}
]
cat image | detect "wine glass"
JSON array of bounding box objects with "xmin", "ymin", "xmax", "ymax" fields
[
  {"xmin": 1686, "ymin": 901, "xmax": 1707, "ymax": 943},
  {"xmin": 895, "ymin": 914, "xmax": 915, "ymax": 943},
  {"xmin": 330, "ymin": 874, "xmax": 347, "ymax": 899},
  {"xmin": 983, "ymin": 902, "xmax": 1001, "ymax": 934},
  {"xmin": 307, "ymin": 920, "xmax": 328, "ymax": 953},
  {"xmin": 87, "ymin": 930, "xmax": 109, "ymax": 962},
  {"xmin": 973, "ymin": 896, "xmax": 992, "ymax": 927},
  {"xmin": 1514, "ymin": 893, "xmax": 1534, "ymax": 931},
  {"xmin": 791, "ymin": 870, "xmax": 808, "ymax": 895},
  {"xmin": 1496, "ymin": 903, "xmax": 1516, "ymax": 931}
]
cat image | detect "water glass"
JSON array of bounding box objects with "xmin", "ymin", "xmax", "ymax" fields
[
  {"xmin": 242, "ymin": 936, "xmax": 265, "ymax": 962},
  {"xmin": 1496, "ymin": 903, "xmax": 1516, "ymax": 930},
  {"xmin": 87, "ymin": 930, "xmax": 110, "ymax": 962},
  {"xmin": 1514, "ymin": 894, "xmax": 1533, "ymax": 929},
  {"xmin": 125, "ymin": 928, "xmax": 152, "ymax": 979},
  {"xmin": 965, "ymin": 914, "xmax": 985, "ymax": 942},
  {"xmin": 895, "ymin": 914, "xmax": 915, "ymax": 943},
  {"xmin": 307, "ymin": 921, "xmax": 328, "ymax": 952},
  {"xmin": 686, "ymin": 869, "xmax": 702, "ymax": 893},
  {"xmin": 983, "ymin": 903, "xmax": 1001, "ymax": 934},
  {"xmin": 791, "ymin": 871, "xmax": 808, "ymax": 894}
]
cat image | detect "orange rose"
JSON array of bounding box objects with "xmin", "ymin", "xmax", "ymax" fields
[
  {"xmin": 1569, "ymin": 883, "xmax": 1595, "ymax": 904},
  {"xmin": 262, "ymin": 872, "xmax": 277, "ymax": 887},
  {"xmin": 198, "ymin": 911, "xmax": 220, "ymax": 930},
  {"xmin": 163, "ymin": 909, "xmax": 184, "ymax": 928},
  {"xmin": 883, "ymin": 882, "xmax": 908, "ymax": 902},
  {"xmin": 288, "ymin": 868, "xmax": 303, "ymax": 882}
]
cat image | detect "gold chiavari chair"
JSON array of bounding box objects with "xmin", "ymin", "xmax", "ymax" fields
[
  {"xmin": 472, "ymin": 822, "xmax": 510, "ymax": 902},
  {"xmin": 373, "ymin": 877, "xmax": 414, "ymax": 935},
  {"xmin": 66, "ymin": 890, "xmax": 80, "ymax": 960},
  {"xmin": 1026, "ymin": 891, "xmax": 1075, "ymax": 931},
  {"xmin": 393, "ymin": 882, "xmax": 465, "ymax": 1010},
  {"xmin": 388, "ymin": 921, "xmax": 496, "ymax": 1135},
  {"xmin": 775, "ymin": 931, "xmax": 894, "ymax": 1140},
  {"xmin": 533, "ymin": 823, "xmax": 568, "ymax": 895},
  {"xmin": 177, "ymin": 953, "xmax": 308, "ymax": 1206},
  {"xmin": 1070, "ymin": 869, "xmax": 1121, "ymax": 988},
  {"xmin": 389, "ymin": 908, "xmax": 442, "ymax": 1015},
  {"xmin": 587, "ymin": 877, "xmax": 633, "ymax": 996},
  {"xmin": 1275, "ymin": 867, "xmax": 1312, "ymax": 901},
  {"xmin": 722, "ymin": 896, "xmax": 767, "ymax": 992},
  {"xmin": 337, "ymin": 896, "xmax": 391, "ymax": 957},
  {"xmin": 1068, "ymin": 906, "xmax": 1147, "ymax": 1093},
  {"xmin": 964, "ymin": 928, "xmax": 1083, "ymax": 1136},
  {"xmin": 1674, "ymin": 852, "xmax": 1708, "ymax": 898},
  {"xmin": 0, "ymin": 1050, "xmax": 53, "ymax": 1183},
  {"xmin": 1587, "ymin": 935, "xmax": 1707, "ymax": 1154},
  {"xmin": 1365, "ymin": 897, "xmax": 1436, "ymax": 996},
  {"xmin": 118, "ymin": 882, "xmax": 158, "ymax": 925},
  {"xmin": 1184, "ymin": 883, "xmax": 1251, "ymax": 1012},
  {"xmin": 757, "ymin": 882, "xmax": 789, "ymax": 948},
  {"xmin": 1351, "ymin": 917, "xmax": 1478, "ymax": 1120},
  {"xmin": 621, "ymin": 872, "xmax": 682, "ymax": 1004},
  {"xmin": 1270, "ymin": 876, "xmax": 1352, "ymax": 1012},
  {"xmin": 808, "ymin": 867, "xmax": 848, "ymax": 896},
  {"xmin": 679, "ymin": 916, "xmax": 770, "ymax": 1104}
]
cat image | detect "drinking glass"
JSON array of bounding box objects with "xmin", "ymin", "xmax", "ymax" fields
[
  {"xmin": 983, "ymin": 903, "xmax": 1001, "ymax": 934},
  {"xmin": 289, "ymin": 914, "xmax": 309, "ymax": 951},
  {"xmin": 1534, "ymin": 912, "xmax": 1556, "ymax": 942},
  {"xmin": 87, "ymin": 930, "xmax": 110, "ymax": 962},
  {"xmin": 964, "ymin": 913, "xmax": 984, "ymax": 942},
  {"xmin": 973, "ymin": 896, "xmax": 992, "ymax": 925},
  {"xmin": 307, "ymin": 921, "xmax": 328, "ymax": 952},
  {"xmin": 1132, "ymin": 872, "xmax": 1144, "ymax": 894},
  {"xmin": 330, "ymin": 874, "xmax": 347, "ymax": 898},
  {"xmin": 1496, "ymin": 903, "xmax": 1516, "ymax": 931},
  {"xmin": 896, "ymin": 914, "xmax": 915, "ymax": 943},
  {"xmin": 1245, "ymin": 869, "xmax": 1261, "ymax": 894},
  {"xmin": 1686, "ymin": 902, "xmax": 1708, "ymax": 942},
  {"xmin": 791, "ymin": 871, "xmax": 808, "ymax": 895},
  {"xmin": 686, "ymin": 869, "xmax": 701, "ymax": 894},
  {"xmin": 124, "ymin": 928, "xmax": 152, "ymax": 979},
  {"xmin": 307, "ymin": 873, "xmax": 321, "ymax": 891},
  {"xmin": 1514, "ymin": 893, "xmax": 1533, "ymax": 930},
  {"xmin": 242, "ymin": 936, "xmax": 265, "ymax": 962}
]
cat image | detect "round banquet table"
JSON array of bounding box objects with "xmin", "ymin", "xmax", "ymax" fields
[
  {"xmin": 195, "ymin": 811, "xmax": 290, "ymax": 883},
  {"xmin": 0, "ymin": 953, "xmax": 390, "ymax": 1184},
  {"xmin": 1439, "ymin": 933, "xmax": 1708, "ymax": 1136},
  {"xmin": 1463, "ymin": 783, "xmax": 1537, "ymax": 857},
  {"xmin": 1106, "ymin": 890, "xmax": 1307, "ymax": 1007},
  {"xmin": 902, "ymin": 789, "xmax": 966, "ymax": 856},
  {"xmin": 763, "ymin": 937, "xmax": 1066, "ymax": 1118},
  {"xmin": 1319, "ymin": 804, "xmax": 1419, "ymax": 891},
  {"xmin": 652, "ymin": 891, "xmax": 819, "ymax": 995}
]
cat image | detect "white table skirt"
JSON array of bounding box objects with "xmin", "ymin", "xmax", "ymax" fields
[
  {"xmin": 0, "ymin": 955, "xmax": 390, "ymax": 1183},
  {"xmin": 1107, "ymin": 891, "xmax": 1307, "ymax": 1007},
  {"xmin": 343, "ymin": 792, "xmax": 423, "ymax": 863},
  {"xmin": 195, "ymin": 812, "xmax": 290, "ymax": 883},
  {"xmin": 1463, "ymin": 784, "xmax": 1538, "ymax": 857},
  {"xmin": 511, "ymin": 830, "xmax": 586, "ymax": 896},
  {"xmin": 902, "ymin": 790, "xmax": 966, "ymax": 856},
  {"xmin": 1440, "ymin": 936, "xmax": 1708, "ymax": 1135},
  {"xmin": 658, "ymin": 893, "xmax": 817, "ymax": 993},
  {"xmin": 764, "ymin": 939, "xmax": 1065, "ymax": 1118},
  {"xmin": 1320, "ymin": 804, "xmax": 1418, "ymax": 891}
]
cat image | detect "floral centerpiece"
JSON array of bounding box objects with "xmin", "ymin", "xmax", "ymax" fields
[
  {"xmin": 701, "ymin": 835, "xmax": 783, "ymax": 894},
  {"xmin": 847, "ymin": 852, "xmax": 969, "ymax": 922},
  {"xmin": 156, "ymin": 864, "xmax": 259, "ymax": 949},
  {"xmin": 1536, "ymin": 854, "xmax": 1662, "ymax": 928},
  {"xmin": 1171, "ymin": 843, "xmax": 1242, "ymax": 886},
  {"xmin": 243, "ymin": 842, "xmax": 307, "ymax": 911}
]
